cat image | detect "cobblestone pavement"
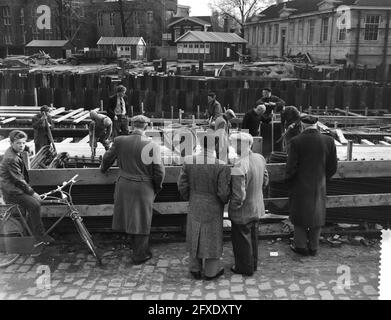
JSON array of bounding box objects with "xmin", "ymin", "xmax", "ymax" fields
[{"xmin": 0, "ymin": 240, "xmax": 379, "ymax": 300}]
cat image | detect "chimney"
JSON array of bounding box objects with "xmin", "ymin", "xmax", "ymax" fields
[{"xmin": 223, "ymin": 16, "xmax": 232, "ymax": 33}]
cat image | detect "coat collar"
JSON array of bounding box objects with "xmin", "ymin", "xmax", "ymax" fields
[{"xmin": 131, "ymin": 130, "xmax": 145, "ymax": 136}]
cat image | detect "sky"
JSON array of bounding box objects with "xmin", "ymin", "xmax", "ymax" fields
[{"xmin": 178, "ymin": 0, "xmax": 212, "ymax": 16}]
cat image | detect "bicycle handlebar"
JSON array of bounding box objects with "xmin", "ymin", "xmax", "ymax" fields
[{"xmin": 40, "ymin": 174, "xmax": 79, "ymax": 200}]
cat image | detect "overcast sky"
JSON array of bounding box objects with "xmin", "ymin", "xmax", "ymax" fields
[{"xmin": 178, "ymin": 0, "xmax": 212, "ymax": 16}]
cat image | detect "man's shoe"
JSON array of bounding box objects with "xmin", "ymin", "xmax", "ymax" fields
[
  {"xmin": 35, "ymin": 234, "xmax": 55, "ymax": 245},
  {"xmin": 230, "ymin": 266, "xmax": 253, "ymax": 276},
  {"xmin": 132, "ymin": 253, "xmax": 152, "ymax": 265},
  {"xmin": 290, "ymin": 244, "xmax": 309, "ymax": 256},
  {"xmin": 204, "ymin": 268, "xmax": 224, "ymax": 281},
  {"xmin": 190, "ymin": 271, "xmax": 202, "ymax": 280},
  {"xmin": 308, "ymin": 248, "xmax": 318, "ymax": 256}
]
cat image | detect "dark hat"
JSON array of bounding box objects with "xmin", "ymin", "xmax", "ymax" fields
[
  {"xmin": 207, "ymin": 91, "xmax": 216, "ymax": 98},
  {"xmin": 40, "ymin": 105, "xmax": 50, "ymax": 112},
  {"xmin": 262, "ymin": 87, "xmax": 272, "ymax": 92},
  {"xmin": 300, "ymin": 114, "xmax": 318, "ymax": 124}
]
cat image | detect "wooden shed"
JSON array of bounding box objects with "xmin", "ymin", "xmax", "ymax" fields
[
  {"xmin": 97, "ymin": 37, "xmax": 146, "ymax": 60},
  {"xmin": 25, "ymin": 40, "xmax": 73, "ymax": 59},
  {"xmin": 175, "ymin": 31, "xmax": 247, "ymax": 62}
]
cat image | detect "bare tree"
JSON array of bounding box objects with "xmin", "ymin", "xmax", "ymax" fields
[{"xmin": 209, "ymin": 0, "xmax": 274, "ymax": 37}]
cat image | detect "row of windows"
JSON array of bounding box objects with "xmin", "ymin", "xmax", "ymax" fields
[
  {"xmin": 177, "ymin": 43, "xmax": 210, "ymax": 49},
  {"xmin": 249, "ymin": 14, "xmax": 383, "ymax": 46},
  {"xmin": 98, "ymin": 11, "xmax": 154, "ymax": 27}
]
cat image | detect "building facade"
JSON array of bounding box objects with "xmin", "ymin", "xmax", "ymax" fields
[{"xmin": 244, "ymin": 0, "xmax": 391, "ymax": 68}]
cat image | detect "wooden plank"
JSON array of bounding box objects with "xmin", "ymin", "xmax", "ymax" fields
[
  {"xmin": 361, "ymin": 139, "xmax": 375, "ymax": 146},
  {"xmin": 60, "ymin": 138, "xmax": 73, "ymax": 144},
  {"xmin": 336, "ymin": 129, "xmax": 348, "ymax": 144},
  {"xmin": 54, "ymin": 108, "xmax": 84, "ymax": 123},
  {"xmin": 379, "ymin": 141, "xmax": 391, "ymax": 146},
  {"xmin": 28, "ymin": 160, "xmax": 391, "ymax": 186},
  {"xmin": 71, "ymin": 110, "xmax": 88, "ymax": 119},
  {"xmin": 7, "ymin": 193, "xmax": 388, "ymax": 218},
  {"xmin": 49, "ymin": 107, "xmax": 66, "ymax": 117},
  {"xmin": 73, "ymin": 108, "xmax": 99, "ymax": 124},
  {"xmin": 0, "ymin": 106, "xmax": 41, "ymax": 111},
  {"xmin": 0, "ymin": 117, "xmax": 16, "ymax": 124},
  {"xmin": 334, "ymin": 140, "xmax": 342, "ymax": 146},
  {"xmin": 79, "ymin": 135, "xmax": 90, "ymax": 143},
  {"xmin": 0, "ymin": 113, "xmax": 37, "ymax": 118},
  {"xmin": 334, "ymin": 108, "xmax": 364, "ymax": 117},
  {"xmin": 384, "ymin": 136, "xmax": 391, "ymax": 143}
]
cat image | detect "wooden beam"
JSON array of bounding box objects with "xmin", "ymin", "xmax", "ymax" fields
[
  {"xmin": 334, "ymin": 140, "xmax": 342, "ymax": 146},
  {"xmin": 79, "ymin": 135, "xmax": 90, "ymax": 143},
  {"xmin": 28, "ymin": 160, "xmax": 391, "ymax": 186},
  {"xmin": 379, "ymin": 141, "xmax": 391, "ymax": 146},
  {"xmin": 73, "ymin": 108, "xmax": 99, "ymax": 124},
  {"xmin": 384, "ymin": 136, "xmax": 391, "ymax": 143},
  {"xmin": 334, "ymin": 108, "xmax": 364, "ymax": 117},
  {"xmin": 49, "ymin": 107, "xmax": 66, "ymax": 117},
  {"xmin": 0, "ymin": 117, "xmax": 16, "ymax": 124},
  {"xmin": 54, "ymin": 108, "xmax": 84, "ymax": 123},
  {"xmin": 336, "ymin": 129, "xmax": 348, "ymax": 144},
  {"xmin": 0, "ymin": 113, "xmax": 37, "ymax": 118},
  {"xmin": 361, "ymin": 139, "xmax": 375, "ymax": 146},
  {"xmin": 3, "ymin": 193, "xmax": 387, "ymax": 218},
  {"xmin": 71, "ymin": 110, "xmax": 88, "ymax": 120},
  {"xmin": 0, "ymin": 106, "xmax": 41, "ymax": 111},
  {"xmin": 60, "ymin": 138, "xmax": 73, "ymax": 144}
]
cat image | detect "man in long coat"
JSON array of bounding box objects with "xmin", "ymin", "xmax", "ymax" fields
[
  {"xmin": 229, "ymin": 132, "xmax": 269, "ymax": 276},
  {"xmin": 177, "ymin": 130, "xmax": 231, "ymax": 280},
  {"xmin": 100, "ymin": 115, "xmax": 165, "ymax": 264},
  {"xmin": 286, "ymin": 115, "xmax": 338, "ymax": 256},
  {"xmin": 31, "ymin": 105, "xmax": 54, "ymax": 153},
  {"xmin": 214, "ymin": 109, "xmax": 236, "ymax": 161}
]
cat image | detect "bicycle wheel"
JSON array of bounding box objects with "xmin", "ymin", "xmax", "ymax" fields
[
  {"xmin": 73, "ymin": 217, "xmax": 102, "ymax": 265},
  {"xmin": 0, "ymin": 217, "xmax": 24, "ymax": 268}
]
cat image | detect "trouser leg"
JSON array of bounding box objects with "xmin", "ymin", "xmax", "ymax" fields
[
  {"xmin": 131, "ymin": 234, "xmax": 150, "ymax": 261},
  {"xmin": 308, "ymin": 227, "xmax": 321, "ymax": 251},
  {"xmin": 293, "ymin": 225, "xmax": 308, "ymax": 249},
  {"xmin": 120, "ymin": 117, "xmax": 129, "ymax": 135},
  {"xmin": 231, "ymin": 221, "xmax": 255, "ymax": 275},
  {"xmin": 204, "ymin": 258, "xmax": 220, "ymax": 278},
  {"xmin": 113, "ymin": 119, "xmax": 121, "ymax": 138},
  {"xmin": 250, "ymin": 221, "xmax": 259, "ymax": 271},
  {"xmin": 6, "ymin": 193, "xmax": 44, "ymax": 237},
  {"xmin": 189, "ymin": 257, "xmax": 202, "ymax": 273}
]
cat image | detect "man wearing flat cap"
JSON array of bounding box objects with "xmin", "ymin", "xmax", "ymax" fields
[
  {"xmin": 285, "ymin": 114, "xmax": 338, "ymax": 256},
  {"xmin": 107, "ymin": 85, "xmax": 129, "ymax": 137},
  {"xmin": 256, "ymin": 87, "xmax": 285, "ymax": 114},
  {"xmin": 31, "ymin": 105, "xmax": 55, "ymax": 153},
  {"xmin": 101, "ymin": 114, "xmax": 165, "ymax": 265},
  {"xmin": 89, "ymin": 110, "xmax": 112, "ymax": 157}
]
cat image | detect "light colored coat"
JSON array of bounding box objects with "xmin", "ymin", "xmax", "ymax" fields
[
  {"xmin": 100, "ymin": 131, "xmax": 165, "ymax": 234},
  {"xmin": 229, "ymin": 151, "xmax": 269, "ymax": 224},
  {"xmin": 177, "ymin": 153, "xmax": 231, "ymax": 259}
]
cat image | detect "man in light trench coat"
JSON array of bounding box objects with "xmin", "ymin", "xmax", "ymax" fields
[
  {"xmin": 177, "ymin": 130, "xmax": 231, "ymax": 280},
  {"xmin": 100, "ymin": 115, "xmax": 165, "ymax": 264},
  {"xmin": 229, "ymin": 132, "xmax": 269, "ymax": 276},
  {"xmin": 286, "ymin": 115, "xmax": 338, "ymax": 256}
]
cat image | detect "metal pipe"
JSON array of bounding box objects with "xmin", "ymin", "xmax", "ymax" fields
[{"xmin": 347, "ymin": 140, "xmax": 353, "ymax": 161}]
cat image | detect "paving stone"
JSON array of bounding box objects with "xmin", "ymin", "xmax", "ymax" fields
[
  {"xmin": 76, "ymin": 291, "xmax": 90, "ymax": 300},
  {"xmin": 17, "ymin": 265, "xmax": 32, "ymax": 273},
  {"xmin": 36, "ymin": 291, "xmax": 51, "ymax": 298},
  {"xmin": 231, "ymin": 275, "xmax": 243, "ymax": 283},
  {"xmin": 304, "ymin": 286, "xmax": 316, "ymax": 296},
  {"xmin": 62, "ymin": 289, "xmax": 79, "ymax": 299},
  {"xmin": 57, "ymin": 263, "xmax": 71, "ymax": 270},
  {"xmin": 233, "ymin": 294, "xmax": 246, "ymax": 300},
  {"xmin": 48, "ymin": 295, "xmax": 61, "ymax": 300},
  {"xmin": 230, "ymin": 285, "xmax": 244, "ymax": 293},
  {"xmin": 362, "ymin": 285, "xmax": 377, "ymax": 296},
  {"xmin": 245, "ymin": 278, "xmax": 257, "ymax": 285},
  {"xmin": 54, "ymin": 286, "xmax": 68, "ymax": 294},
  {"xmin": 157, "ymin": 260, "xmax": 169, "ymax": 267},
  {"xmin": 108, "ymin": 280, "xmax": 122, "ymax": 288},
  {"xmin": 299, "ymin": 279, "xmax": 311, "ymax": 285},
  {"xmin": 339, "ymin": 296, "xmax": 351, "ymax": 300},
  {"xmin": 89, "ymin": 295, "xmax": 102, "ymax": 300},
  {"xmin": 145, "ymin": 294, "xmax": 160, "ymax": 299},
  {"xmin": 259, "ymin": 282, "xmax": 272, "ymax": 291},
  {"xmin": 274, "ymin": 280, "xmax": 285, "ymax": 285},
  {"xmin": 316, "ymin": 282, "xmax": 327, "ymax": 289},
  {"xmin": 218, "ymin": 289, "xmax": 231, "ymax": 299},
  {"xmin": 246, "ymin": 288, "xmax": 260, "ymax": 298},
  {"xmin": 332, "ymin": 286, "xmax": 346, "ymax": 295},
  {"xmin": 118, "ymin": 296, "xmax": 130, "ymax": 300},
  {"xmin": 5, "ymin": 265, "xmax": 19, "ymax": 273},
  {"xmin": 131, "ymin": 293, "xmax": 145, "ymax": 300},
  {"xmin": 274, "ymin": 288, "xmax": 287, "ymax": 298},
  {"xmin": 205, "ymin": 283, "xmax": 216, "ymax": 290},
  {"xmin": 204, "ymin": 293, "xmax": 217, "ymax": 300},
  {"xmin": 150, "ymin": 285, "xmax": 162, "ymax": 293},
  {"xmin": 7, "ymin": 293, "xmax": 22, "ymax": 300},
  {"xmin": 191, "ymin": 289, "xmax": 202, "ymax": 297},
  {"xmin": 73, "ymin": 279, "xmax": 86, "ymax": 286},
  {"xmin": 217, "ymin": 280, "xmax": 230, "ymax": 287},
  {"xmin": 319, "ymin": 290, "xmax": 334, "ymax": 300},
  {"xmin": 358, "ymin": 276, "xmax": 367, "ymax": 283},
  {"xmin": 160, "ymin": 292, "xmax": 175, "ymax": 299},
  {"xmin": 288, "ymin": 284, "xmax": 300, "ymax": 292},
  {"xmin": 177, "ymin": 294, "xmax": 189, "ymax": 300},
  {"xmin": 0, "ymin": 293, "xmax": 7, "ymax": 300}
]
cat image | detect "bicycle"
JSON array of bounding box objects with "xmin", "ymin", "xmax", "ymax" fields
[{"xmin": 0, "ymin": 175, "xmax": 102, "ymax": 267}]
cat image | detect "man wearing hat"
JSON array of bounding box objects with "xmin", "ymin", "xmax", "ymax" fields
[
  {"xmin": 256, "ymin": 88, "xmax": 285, "ymax": 114},
  {"xmin": 107, "ymin": 85, "xmax": 129, "ymax": 137},
  {"xmin": 101, "ymin": 115, "xmax": 165, "ymax": 265},
  {"xmin": 286, "ymin": 115, "xmax": 338, "ymax": 256},
  {"xmin": 242, "ymin": 104, "xmax": 271, "ymax": 137},
  {"xmin": 89, "ymin": 110, "xmax": 112, "ymax": 157},
  {"xmin": 31, "ymin": 105, "xmax": 55, "ymax": 153},
  {"xmin": 229, "ymin": 132, "xmax": 269, "ymax": 276},
  {"xmin": 214, "ymin": 109, "xmax": 236, "ymax": 161},
  {"xmin": 206, "ymin": 92, "xmax": 223, "ymax": 123}
]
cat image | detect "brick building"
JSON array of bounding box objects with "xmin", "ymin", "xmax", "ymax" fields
[{"xmin": 244, "ymin": 0, "xmax": 391, "ymax": 68}]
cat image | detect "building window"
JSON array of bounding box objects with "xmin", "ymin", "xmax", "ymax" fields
[
  {"xmin": 2, "ymin": 6, "xmax": 11, "ymax": 26},
  {"xmin": 109, "ymin": 13, "xmax": 115, "ymax": 26},
  {"xmin": 20, "ymin": 8, "xmax": 24, "ymax": 25},
  {"xmin": 321, "ymin": 17, "xmax": 329, "ymax": 42},
  {"xmin": 4, "ymin": 34, "xmax": 12, "ymax": 44},
  {"xmin": 147, "ymin": 11, "xmax": 153, "ymax": 24},
  {"xmin": 289, "ymin": 22, "xmax": 295, "ymax": 43},
  {"xmin": 364, "ymin": 15, "xmax": 380, "ymax": 40},
  {"xmin": 267, "ymin": 25, "xmax": 272, "ymax": 44},
  {"xmin": 298, "ymin": 20, "xmax": 304, "ymax": 43},
  {"xmin": 97, "ymin": 13, "xmax": 103, "ymax": 26},
  {"xmin": 261, "ymin": 26, "xmax": 265, "ymax": 44},
  {"xmin": 273, "ymin": 24, "xmax": 279, "ymax": 43},
  {"xmin": 338, "ymin": 26, "xmax": 346, "ymax": 41},
  {"xmin": 308, "ymin": 19, "xmax": 315, "ymax": 43},
  {"xmin": 174, "ymin": 28, "xmax": 181, "ymax": 40}
]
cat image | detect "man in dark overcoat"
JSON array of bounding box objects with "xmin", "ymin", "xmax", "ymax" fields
[
  {"xmin": 229, "ymin": 132, "xmax": 269, "ymax": 276},
  {"xmin": 107, "ymin": 85, "xmax": 129, "ymax": 137},
  {"xmin": 100, "ymin": 115, "xmax": 165, "ymax": 264},
  {"xmin": 177, "ymin": 130, "xmax": 231, "ymax": 280},
  {"xmin": 241, "ymin": 104, "xmax": 271, "ymax": 137},
  {"xmin": 31, "ymin": 105, "xmax": 54, "ymax": 153},
  {"xmin": 285, "ymin": 115, "xmax": 338, "ymax": 256}
]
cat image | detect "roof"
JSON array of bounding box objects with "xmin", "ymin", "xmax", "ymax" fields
[
  {"xmin": 26, "ymin": 40, "xmax": 70, "ymax": 47},
  {"xmin": 175, "ymin": 31, "xmax": 247, "ymax": 44},
  {"xmin": 97, "ymin": 37, "xmax": 146, "ymax": 46},
  {"xmin": 168, "ymin": 16, "xmax": 213, "ymax": 28}
]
